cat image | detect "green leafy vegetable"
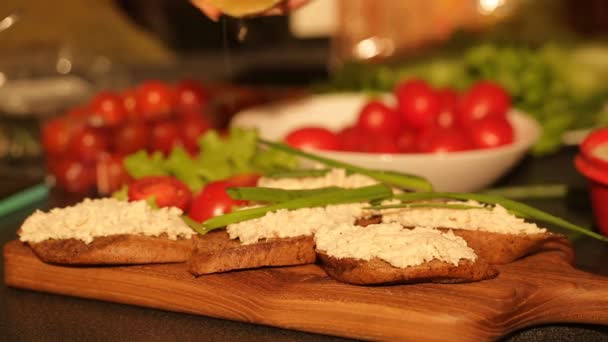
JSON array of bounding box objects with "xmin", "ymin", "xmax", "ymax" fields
[
  {"xmin": 227, "ymin": 186, "xmax": 342, "ymax": 203},
  {"xmin": 392, "ymin": 192, "xmax": 608, "ymax": 242},
  {"xmin": 201, "ymin": 184, "xmax": 393, "ymax": 232},
  {"xmin": 112, "ymin": 186, "xmax": 129, "ymax": 201},
  {"xmin": 165, "ymin": 146, "xmax": 205, "ymax": 191},
  {"xmin": 258, "ymin": 139, "xmax": 433, "ymax": 192},
  {"xmin": 123, "ymin": 151, "xmax": 168, "ymax": 179},
  {"xmin": 122, "ymin": 128, "xmax": 298, "ymax": 194}
]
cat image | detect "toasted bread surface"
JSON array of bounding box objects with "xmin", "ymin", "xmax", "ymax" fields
[
  {"xmin": 28, "ymin": 234, "xmax": 194, "ymax": 265},
  {"xmin": 188, "ymin": 230, "xmax": 316, "ymax": 275},
  {"xmin": 444, "ymin": 229, "xmax": 569, "ymax": 265},
  {"xmin": 317, "ymin": 252, "xmax": 498, "ymax": 285}
]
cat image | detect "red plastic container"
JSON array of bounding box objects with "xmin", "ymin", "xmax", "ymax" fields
[{"xmin": 575, "ymin": 128, "xmax": 608, "ymax": 236}]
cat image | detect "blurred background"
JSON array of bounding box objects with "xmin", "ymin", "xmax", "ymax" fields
[{"xmin": 1, "ymin": 0, "xmax": 608, "ymax": 197}]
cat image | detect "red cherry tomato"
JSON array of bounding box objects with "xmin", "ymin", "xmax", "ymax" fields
[
  {"xmin": 54, "ymin": 158, "xmax": 96, "ymax": 194},
  {"xmin": 361, "ymin": 136, "xmax": 400, "ymax": 154},
  {"xmin": 417, "ymin": 128, "xmax": 473, "ymax": 153},
  {"xmin": 395, "ymin": 79, "xmax": 440, "ymax": 131},
  {"xmin": 150, "ymin": 120, "xmax": 181, "ymax": 155},
  {"xmin": 89, "ymin": 91, "xmax": 128, "ymax": 127},
  {"xmin": 356, "ymin": 100, "xmax": 401, "ymax": 137},
  {"xmin": 113, "ymin": 122, "xmax": 149, "ymax": 154},
  {"xmin": 68, "ymin": 127, "xmax": 109, "ymax": 164},
  {"xmin": 42, "ymin": 117, "xmax": 75, "ymax": 156},
  {"xmin": 226, "ymin": 173, "xmax": 261, "ymax": 187},
  {"xmin": 128, "ymin": 176, "xmax": 192, "ymax": 211},
  {"xmin": 136, "ymin": 81, "xmax": 175, "ymax": 121},
  {"xmin": 458, "ymin": 81, "xmax": 511, "ymax": 127},
  {"xmin": 121, "ymin": 88, "xmax": 140, "ymax": 120},
  {"xmin": 434, "ymin": 88, "xmax": 460, "ymax": 129},
  {"xmin": 337, "ymin": 126, "xmax": 364, "ymax": 152},
  {"xmin": 285, "ymin": 127, "xmax": 340, "ymax": 151},
  {"xmin": 467, "ymin": 116, "xmax": 514, "ymax": 149},
  {"xmin": 179, "ymin": 116, "xmax": 211, "ymax": 154},
  {"xmin": 96, "ymin": 153, "xmax": 131, "ymax": 195},
  {"xmin": 175, "ymin": 79, "xmax": 209, "ymax": 114},
  {"xmin": 189, "ymin": 180, "xmax": 239, "ymax": 223},
  {"xmin": 396, "ymin": 129, "xmax": 419, "ymax": 153},
  {"xmin": 67, "ymin": 106, "xmax": 89, "ymax": 119}
]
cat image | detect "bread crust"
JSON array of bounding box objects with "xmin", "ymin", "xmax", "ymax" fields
[
  {"xmin": 27, "ymin": 234, "xmax": 194, "ymax": 265},
  {"xmin": 317, "ymin": 252, "xmax": 498, "ymax": 285},
  {"xmin": 188, "ymin": 230, "xmax": 316, "ymax": 275}
]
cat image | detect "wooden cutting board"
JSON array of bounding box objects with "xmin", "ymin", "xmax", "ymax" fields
[{"xmin": 4, "ymin": 239, "xmax": 608, "ymax": 342}]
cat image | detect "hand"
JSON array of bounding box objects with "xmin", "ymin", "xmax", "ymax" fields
[{"xmin": 191, "ymin": 0, "xmax": 310, "ymax": 21}]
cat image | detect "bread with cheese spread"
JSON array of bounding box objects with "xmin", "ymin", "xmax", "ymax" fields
[{"xmin": 317, "ymin": 252, "xmax": 498, "ymax": 285}]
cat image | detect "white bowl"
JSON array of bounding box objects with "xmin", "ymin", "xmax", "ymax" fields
[{"xmin": 231, "ymin": 93, "xmax": 541, "ymax": 192}]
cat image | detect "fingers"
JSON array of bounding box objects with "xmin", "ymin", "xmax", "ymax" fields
[
  {"xmin": 191, "ymin": 0, "xmax": 310, "ymax": 19},
  {"xmin": 190, "ymin": 0, "xmax": 221, "ymax": 21},
  {"xmin": 263, "ymin": 0, "xmax": 311, "ymax": 16}
]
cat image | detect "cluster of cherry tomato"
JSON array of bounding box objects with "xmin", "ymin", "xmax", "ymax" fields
[
  {"xmin": 285, "ymin": 79, "xmax": 514, "ymax": 154},
  {"xmin": 42, "ymin": 79, "xmax": 212, "ymax": 194},
  {"xmin": 128, "ymin": 173, "xmax": 260, "ymax": 223}
]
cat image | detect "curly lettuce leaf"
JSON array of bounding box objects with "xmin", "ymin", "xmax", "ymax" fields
[
  {"xmin": 123, "ymin": 151, "xmax": 168, "ymax": 179},
  {"xmin": 122, "ymin": 128, "xmax": 298, "ymax": 193}
]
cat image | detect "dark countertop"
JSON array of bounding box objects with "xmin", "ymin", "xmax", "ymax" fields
[{"xmin": 2, "ymin": 147, "xmax": 608, "ymax": 341}]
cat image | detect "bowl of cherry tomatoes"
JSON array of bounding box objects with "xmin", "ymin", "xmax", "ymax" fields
[{"xmin": 232, "ymin": 79, "xmax": 541, "ymax": 192}]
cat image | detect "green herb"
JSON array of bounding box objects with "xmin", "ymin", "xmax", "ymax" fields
[
  {"xmin": 482, "ymin": 184, "xmax": 567, "ymax": 199},
  {"xmin": 364, "ymin": 203, "xmax": 488, "ymax": 211},
  {"xmin": 258, "ymin": 139, "xmax": 433, "ymax": 192},
  {"xmin": 201, "ymin": 184, "xmax": 393, "ymax": 233},
  {"xmin": 264, "ymin": 168, "xmax": 331, "ymax": 179},
  {"xmin": 392, "ymin": 192, "xmax": 608, "ymax": 242},
  {"xmin": 227, "ymin": 186, "xmax": 342, "ymax": 203}
]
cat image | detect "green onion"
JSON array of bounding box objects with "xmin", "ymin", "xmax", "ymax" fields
[
  {"xmin": 392, "ymin": 192, "xmax": 608, "ymax": 242},
  {"xmin": 258, "ymin": 139, "xmax": 433, "ymax": 192},
  {"xmin": 182, "ymin": 216, "xmax": 208, "ymax": 235},
  {"xmin": 482, "ymin": 184, "xmax": 567, "ymax": 199},
  {"xmin": 201, "ymin": 184, "xmax": 393, "ymax": 233},
  {"xmin": 264, "ymin": 168, "xmax": 331, "ymax": 179},
  {"xmin": 364, "ymin": 203, "xmax": 488, "ymax": 211},
  {"xmin": 227, "ymin": 186, "xmax": 342, "ymax": 202}
]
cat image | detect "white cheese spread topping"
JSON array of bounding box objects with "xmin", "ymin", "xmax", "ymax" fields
[
  {"xmin": 315, "ymin": 223, "xmax": 477, "ymax": 268},
  {"xmin": 381, "ymin": 200, "xmax": 544, "ymax": 235},
  {"xmin": 226, "ymin": 203, "xmax": 365, "ymax": 244},
  {"xmin": 19, "ymin": 198, "xmax": 194, "ymax": 244},
  {"xmin": 257, "ymin": 168, "xmax": 378, "ymax": 189}
]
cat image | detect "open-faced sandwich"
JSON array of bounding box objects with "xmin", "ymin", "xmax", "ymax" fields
[{"xmin": 18, "ymin": 198, "xmax": 194, "ymax": 265}]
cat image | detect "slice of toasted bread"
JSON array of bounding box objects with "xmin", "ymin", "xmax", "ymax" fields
[
  {"xmin": 356, "ymin": 216, "xmax": 570, "ymax": 265},
  {"xmin": 27, "ymin": 234, "xmax": 194, "ymax": 265},
  {"xmin": 188, "ymin": 230, "xmax": 316, "ymax": 276},
  {"xmin": 442, "ymin": 229, "xmax": 570, "ymax": 265},
  {"xmin": 317, "ymin": 252, "xmax": 498, "ymax": 285}
]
